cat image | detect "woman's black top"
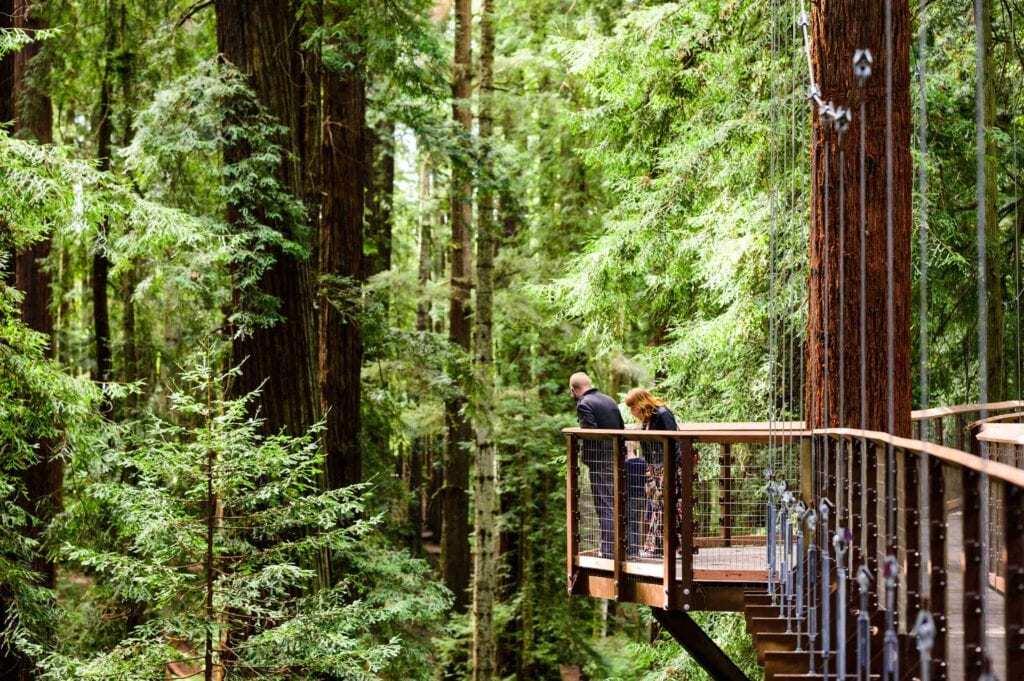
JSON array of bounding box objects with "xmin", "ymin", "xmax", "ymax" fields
[{"xmin": 641, "ymin": 406, "xmax": 681, "ymax": 464}]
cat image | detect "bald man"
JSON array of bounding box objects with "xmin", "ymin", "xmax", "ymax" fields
[{"xmin": 569, "ymin": 372, "xmax": 623, "ymax": 558}]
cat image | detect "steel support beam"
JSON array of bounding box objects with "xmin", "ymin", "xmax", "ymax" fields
[{"xmin": 651, "ymin": 607, "xmax": 750, "ymax": 681}]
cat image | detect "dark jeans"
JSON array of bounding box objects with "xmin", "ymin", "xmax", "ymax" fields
[
  {"xmin": 582, "ymin": 443, "xmax": 614, "ymax": 558},
  {"xmin": 585, "ymin": 458, "xmax": 613, "ymax": 558},
  {"xmin": 626, "ymin": 458, "xmax": 647, "ymax": 556}
]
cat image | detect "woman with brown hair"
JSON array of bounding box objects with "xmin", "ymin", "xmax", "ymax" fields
[{"xmin": 625, "ymin": 388, "xmax": 682, "ymax": 558}]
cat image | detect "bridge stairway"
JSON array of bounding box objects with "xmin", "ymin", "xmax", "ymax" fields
[{"xmin": 741, "ymin": 591, "xmax": 912, "ymax": 681}]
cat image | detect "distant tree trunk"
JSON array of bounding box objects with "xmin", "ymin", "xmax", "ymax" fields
[
  {"xmin": 365, "ymin": 121, "xmax": 395, "ymax": 278},
  {"xmin": 12, "ymin": 0, "xmax": 53, "ymax": 342},
  {"xmin": 806, "ymin": 0, "xmax": 912, "ymax": 436},
  {"xmin": 0, "ymin": 0, "xmax": 11, "ymax": 290},
  {"xmin": 118, "ymin": 3, "xmax": 140, "ymax": 414},
  {"xmin": 93, "ymin": 3, "xmax": 115, "ymax": 405},
  {"xmin": 214, "ymin": 0, "xmax": 319, "ymax": 438},
  {"xmin": 416, "ymin": 154, "xmax": 433, "ymax": 332},
  {"xmin": 426, "ymin": 439, "xmax": 443, "ymax": 541},
  {"xmin": 443, "ymin": 0, "xmax": 474, "ymax": 613},
  {"xmin": 472, "ymin": 0, "xmax": 498, "ymax": 676},
  {"xmin": 319, "ymin": 51, "xmax": 366, "ymax": 490},
  {"xmin": 406, "ymin": 443, "xmax": 423, "ymax": 552},
  {"xmin": 978, "ymin": 0, "xmax": 1003, "ymax": 401}
]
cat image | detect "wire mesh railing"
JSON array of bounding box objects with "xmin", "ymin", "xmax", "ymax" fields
[{"xmin": 565, "ymin": 424, "xmax": 802, "ymax": 611}]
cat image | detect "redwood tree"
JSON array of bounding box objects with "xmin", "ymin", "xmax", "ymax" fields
[
  {"xmin": 806, "ymin": 0, "xmax": 912, "ymax": 437},
  {"xmin": 6, "ymin": 4, "xmax": 59, "ymax": 679},
  {"xmin": 214, "ymin": 0, "xmax": 320, "ymax": 437},
  {"xmin": 319, "ymin": 40, "xmax": 366, "ymax": 491},
  {"xmin": 92, "ymin": 2, "xmax": 115, "ymax": 394},
  {"xmin": 443, "ymin": 0, "xmax": 474, "ymax": 612}
]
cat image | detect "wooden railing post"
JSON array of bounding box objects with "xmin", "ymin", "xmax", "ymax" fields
[
  {"xmin": 612, "ymin": 435, "xmax": 624, "ymax": 601},
  {"xmin": 662, "ymin": 437, "xmax": 677, "ymax": 610},
  {"xmin": 679, "ymin": 437, "xmax": 695, "ymax": 610},
  {"xmin": 566, "ymin": 433, "xmax": 579, "ymax": 595},
  {"xmin": 720, "ymin": 443, "xmax": 732, "ymax": 547},
  {"xmin": 1005, "ymin": 482, "xmax": 1024, "ymax": 675},
  {"xmin": 961, "ymin": 468, "xmax": 985, "ymax": 681},
  {"xmin": 928, "ymin": 456, "xmax": 948, "ymax": 681}
]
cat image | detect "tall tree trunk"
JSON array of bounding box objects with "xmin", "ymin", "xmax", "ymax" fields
[
  {"xmin": 472, "ymin": 0, "xmax": 497, "ymax": 676},
  {"xmin": 978, "ymin": 0, "xmax": 1004, "ymax": 401},
  {"xmin": 365, "ymin": 121, "xmax": 395, "ymax": 278},
  {"xmin": 13, "ymin": 0, "xmax": 54, "ymax": 340},
  {"xmin": 319, "ymin": 53, "xmax": 366, "ymax": 490},
  {"xmin": 806, "ymin": 0, "xmax": 912, "ymax": 437},
  {"xmin": 93, "ymin": 3, "xmax": 115, "ymax": 399},
  {"xmin": 118, "ymin": 1, "xmax": 140, "ymax": 414},
  {"xmin": 214, "ymin": 0, "xmax": 319, "ymax": 438},
  {"xmin": 416, "ymin": 154, "xmax": 433, "ymax": 333},
  {"xmin": 443, "ymin": 0, "xmax": 474, "ymax": 613},
  {"xmin": 5, "ymin": 4, "xmax": 57, "ymax": 679},
  {"xmin": 0, "ymin": 0, "xmax": 11, "ymax": 291}
]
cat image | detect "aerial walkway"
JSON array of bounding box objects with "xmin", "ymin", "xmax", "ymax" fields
[{"xmin": 564, "ymin": 401, "xmax": 1024, "ymax": 681}]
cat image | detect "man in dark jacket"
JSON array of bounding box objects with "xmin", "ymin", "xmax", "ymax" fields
[{"xmin": 570, "ymin": 372, "xmax": 623, "ymax": 558}]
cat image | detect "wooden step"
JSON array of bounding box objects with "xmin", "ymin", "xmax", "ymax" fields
[
  {"xmin": 764, "ymin": 650, "xmax": 816, "ymax": 680},
  {"xmin": 743, "ymin": 591, "xmax": 776, "ymax": 606},
  {"xmin": 754, "ymin": 632, "xmax": 816, "ymax": 662},
  {"xmin": 744, "ymin": 604, "xmax": 785, "ymax": 621},
  {"xmin": 748, "ymin": 616, "xmax": 790, "ymax": 635}
]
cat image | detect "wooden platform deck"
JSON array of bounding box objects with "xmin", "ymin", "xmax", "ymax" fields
[
  {"xmin": 944, "ymin": 511, "xmax": 1006, "ymax": 680},
  {"xmin": 577, "ymin": 545, "xmax": 768, "ymax": 583}
]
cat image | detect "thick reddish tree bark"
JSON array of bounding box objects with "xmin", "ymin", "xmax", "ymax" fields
[
  {"xmin": 5, "ymin": 4, "xmax": 58, "ymax": 679},
  {"xmin": 214, "ymin": 1, "xmax": 319, "ymax": 437},
  {"xmin": 12, "ymin": 0, "xmax": 54, "ymax": 341},
  {"xmin": 319, "ymin": 62, "xmax": 365, "ymax": 490},
  {"xmin": 443, "ymin": 0, "xmax": 474, "ymax": 613},
  {"xmin": 806, "ymin": 0, "xmax": 912, "ymax": 437}
]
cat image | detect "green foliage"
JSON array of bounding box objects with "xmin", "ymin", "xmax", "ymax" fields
[
  {"xmin": 0, "ymin": 272, "xmax": 99, "ymax": 664},
  {"xmin": 46, "ymin": 354, "xmax": 449, "ymax": 679},
  {"xmin": 125, "ymin": 60, "xmax": 308, "ymax": 334}
]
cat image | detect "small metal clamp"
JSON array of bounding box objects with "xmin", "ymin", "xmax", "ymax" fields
[{"xmin": 853, "ymin": 49, "xmax": 873, "ymax": 85}]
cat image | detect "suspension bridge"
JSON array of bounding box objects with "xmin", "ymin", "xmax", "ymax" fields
[{"xmin": 564, "ymin": 2, "xmax": 1022, "ymax": 680}]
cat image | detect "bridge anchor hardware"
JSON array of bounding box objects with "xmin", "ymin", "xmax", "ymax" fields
[
  {"xmin": 882, "ymin": 555, "xmax": 900, "ymax": 681},
  {"xmin": 856, "ymin": 565, "xmax": 874, "ymax": 680},
  {"xmin": 834, "ymin": 528, "xmax": 851, "ymax": 681},
  {"xmin": 914, "ymin": 609, "xmax": 936, "ymax": 681}
]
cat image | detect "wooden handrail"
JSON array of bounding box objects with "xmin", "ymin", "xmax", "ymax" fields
[
  {"xmin": 967, "ymin": 410, "xmax": 1024, "ymax": 431},
  {"xmin": 819, "ymin": 427, "xmax": 1024, "ymax": 488},
  {"xmin": 910, "ymin": 399, "xmax": 1024, "ymax": 420},
  {"xmin": 561, "ymin": 423, "xmax": 809, "ymax": 444},
  {"xmin": 976, "ymin": 423, "xmax": 1024, "ymax": 446}
]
